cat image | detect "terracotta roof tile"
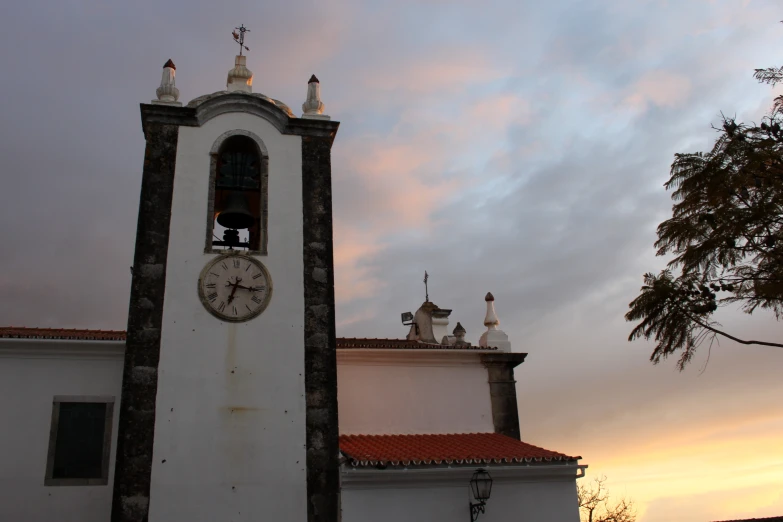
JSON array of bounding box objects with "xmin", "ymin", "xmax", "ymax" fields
[
  {"xmin": 0, "ymin": 327, "xmax": 126, "ymax": 341},
  {"xmin": 0, "ymin": 329, "xmax": 496, "ymax": 350},
  {"xmin": 339, "ymin": 433, "xmax": 580, "ymax": 467}
]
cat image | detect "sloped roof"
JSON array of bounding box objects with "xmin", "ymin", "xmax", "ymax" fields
[
  {"xmin": 712, "ymin": 518, "xmax": 783, "ymax": 522},
  {"xmin": 339, "ymin": 433, "xmax": 580, "ymax": 467},
  {"xmin": 0, "ymin": 328, "xmax": 494, "ymax": 350}
]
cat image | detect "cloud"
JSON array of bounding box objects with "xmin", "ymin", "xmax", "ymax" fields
[
  {"xmin": 469, "ymin": 94, "xmax": 533, "ymax": 132},
  {"xmin": 333, "ymin": 222, "xmax": 386, "ymax": 304},
  {"xmin": 360, "ymin": 52, "xmax": 511, "ymax": 95},
  {"xmin": 624, "ymin": 71, "xmax": 692, "ymax": 112}
]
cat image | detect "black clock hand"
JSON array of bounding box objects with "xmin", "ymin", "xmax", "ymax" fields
[
  {"xmin": 227, "ymin": 279, "xmax": 241, "ymax": 304},
  {"xmin": 233, "ymin": 283, "xmax": 262, "ymax": 291}
]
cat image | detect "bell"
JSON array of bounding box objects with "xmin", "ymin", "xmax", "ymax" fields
[{"xmin": 216, "ymin": 191, "xmax": 255, "ymax": 230}]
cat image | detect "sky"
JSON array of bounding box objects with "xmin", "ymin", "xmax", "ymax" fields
[{"xmin": 0, "ymin": 0, "xmax": 782, "ymax": 520}]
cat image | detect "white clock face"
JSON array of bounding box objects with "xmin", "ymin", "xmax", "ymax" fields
[{"xmin": 198, "ymin": 254, "xmax": 272, "ymax": 322}]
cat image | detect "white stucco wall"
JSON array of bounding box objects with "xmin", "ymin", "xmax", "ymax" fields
[
  {"xmin": 0, "ymin": 341, "xmax": 123, "ymax": 522},
  {"xmin": 337, "ymin": 351, "xmax": 495, "ymax": 435},
  {"xmin": 0, "ymin": 340, "xmax": 581, "ymax": 522},
  {"xmin": 149, "ymin": 111, "xmax": 307, "ymax": 521},
  {"xmin": 341, "ymin": 467, "xmax": 581, "ymax": 522}
]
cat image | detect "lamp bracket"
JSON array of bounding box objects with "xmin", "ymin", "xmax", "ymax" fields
[{"xmin": 470, "ymin": 501, "xmax": 486, "ymax": 522}]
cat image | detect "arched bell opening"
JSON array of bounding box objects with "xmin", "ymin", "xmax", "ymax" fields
[{"xmin": 206, "ymin": 132, "xmax": 268, "ymax": 254}]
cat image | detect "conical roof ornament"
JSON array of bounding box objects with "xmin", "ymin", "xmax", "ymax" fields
[
  {"xmin": 453, "ymin": 322, "xmax": 469, "ymax": 347},
  {"xmin": 453, "ymin": 322, "xmax": 466, "ymax": 336},
  {"xmin": 301, "ymin": 74, "xmax": 330, "ymax": 120},
  {"xmin": 483, "ymin": 292, "xmax": 499, "ymax": 328},
  {"xmin": 227, "ymin": 25, "xmax": 253, "ymax": 93},
  {"xmin": 479, "ymin": 292, "xmax": 511, "ymax": 351},
  {"xmin": 152, "ymin": 59, "xmax": 181, "ymax": 106}
]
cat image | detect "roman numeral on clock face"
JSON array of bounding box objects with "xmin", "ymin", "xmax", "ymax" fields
[
  {"xmin": 251, "ymin": 295, "xmax": 262, "ymax": 304},
  {"xmin": 233, "ymin": 259, "xmax": 241, "ymax": 269},
  {"xmin": 217, "ymin": 301, "xmax": 226, "ymax": 312},
  {"xmin": 252, "ymin": 273, "xmax": 263, "ymax": 279},
  {"xmin": 207, "ymin": 292, "xmax": 218, "ymax": 302}
]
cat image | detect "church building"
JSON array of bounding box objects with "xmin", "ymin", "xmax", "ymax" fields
[{"xmin": 0, "ymin": 38, "xmax": 585, "ymax": 522}]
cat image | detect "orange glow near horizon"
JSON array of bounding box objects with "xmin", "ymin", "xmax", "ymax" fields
[{"xmin": 560, "ymin": 401, "xmax": 783, "ymax": 521}]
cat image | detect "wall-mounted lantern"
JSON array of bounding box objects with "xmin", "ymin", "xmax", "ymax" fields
[{"xmin": 469, "ymin": 469, "xmax": 493, "ymax": 521}]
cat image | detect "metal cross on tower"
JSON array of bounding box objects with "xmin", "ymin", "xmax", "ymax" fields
[
  {"xmin": 424, "ymin": 271, "xmax": 429, "ymax": 302},
  {"xmin": 232, "ymin": 24, "xmax": 250, "ymax": 56}
]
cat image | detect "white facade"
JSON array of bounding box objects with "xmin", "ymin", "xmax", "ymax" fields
[
  {"xmin": 149, "ymin": 110, "xmax": 307, "ymax": 521},
  {"xmin": 0, "ymin": 338, "xmax": 584, "ymax": 522},
  {"xmin": 337, "ymin": 350, "xmax": 495, "ymax": 435},
  {"xmin": 0, "ymin": 339, "xmax": 123, "ymax": 522},
  {"xmin": 341, "ymin": 467, "xmax": 581, "ymax": 522}
]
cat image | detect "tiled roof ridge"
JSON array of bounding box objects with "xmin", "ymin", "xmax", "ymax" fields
[
  {"xmin": 712, "ymin": 518, "xmax": 783, "ymax": 522},
  {"xmin": 0, "ymin": 328, "xmax": 498, "ymax": 350},
  {"xmin": 339, "ymin": 432, "xmax": 581, "ymax": 468},
  {"xmin": 0, "ymin": 327, "xmax": 127, "ymax": 341}
]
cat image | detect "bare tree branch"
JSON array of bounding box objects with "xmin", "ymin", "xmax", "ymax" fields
[
  {"xmin": 578, "ymin": 476, "xmax": 637, "ymax": 522},
  {"xmin": 687, "ymin": 313, "xmax": 783, "ymax": 348}
]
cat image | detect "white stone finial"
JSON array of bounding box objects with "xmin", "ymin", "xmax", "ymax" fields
[
  {"xmin": 483, "ymin": 292, "xmax": 499, "ymax": 328},
  {"xmin": 479, "ymin": 292, "xmax": 511, "ymax": 351},
  {"xmin": 301, "ymin": 75, "xmax": 330, "ymax": 120},
  {"xmin": 227, "ymin": 55, "xmax": 253, "ymax": 93},
  {"xmin": 152, "ymin": 59, "xmax": 181, "ymax": 106}
]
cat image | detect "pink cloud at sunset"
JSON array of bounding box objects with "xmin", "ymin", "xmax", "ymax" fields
[
  {"xmin": 332, "ymin": 222, "xmax": 386, "ymax": 304},
  {"xmin": 469, "ymin": 94, "xmax": 533, "ymax": 132},
  {"xmin": 623, "ymin": 71, "xmax": 693, "ymax": 112},
  {"xmin": 359, "ymin": 49, "xmax": 511, "ymax": 95}
]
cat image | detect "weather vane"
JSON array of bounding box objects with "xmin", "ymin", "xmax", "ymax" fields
[
  {"xmin": 232, "ymin": 24, "xmax": 250, "ymax": 56},
  {"xmin": 424, "ymin": 271, "xmax": 429, "ymax": 302}
]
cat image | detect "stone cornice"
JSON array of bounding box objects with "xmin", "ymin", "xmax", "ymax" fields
[
  {"xmin": 140, "ymin": 92, "xmax": 340, "ymax": 143},
  {"xmin": 340, "ymin": 463, "xmax": 586, "ymax": 489},
  {"xmin": 337, "ymin": 349, "xmax": 496, "ymax": 367},
  {"xmin": 0, "ymin": 338, "xmax": 125, "ymax": 360},
  {"xmin": 480, "ymin": 352, "xmax": 528, "ymax": 369}
]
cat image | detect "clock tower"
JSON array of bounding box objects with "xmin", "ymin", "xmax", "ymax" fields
[{"xmin": 111, "ymin": 50, "xmax": 339, "ymax": 522}]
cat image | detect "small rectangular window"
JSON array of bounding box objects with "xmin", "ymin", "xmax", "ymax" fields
[{"xmin": 45, "ymin": 396, "xmax": 114, "ymax": 486}]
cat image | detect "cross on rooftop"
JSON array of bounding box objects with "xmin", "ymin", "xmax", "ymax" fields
[{"xmin": 232, "ymin": 24, "xmax": 250, "ymax": 56}]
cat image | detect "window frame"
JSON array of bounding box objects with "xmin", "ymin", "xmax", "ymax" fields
[{"xmin": 44, "ymin": 395, "xmax": 115, "ymax": 487}]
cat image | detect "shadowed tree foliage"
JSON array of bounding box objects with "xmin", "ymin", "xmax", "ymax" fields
[
  {"xmin": 754, "ymin": 65, "xmax": 783, "ymax": 113},
  {"xmin": 626, "ymin": 67, "xmax": 783, "ymax": 369},
  {"xmin": 578, "ymin": 476, "xmax": 636, "ymax": 522}
]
